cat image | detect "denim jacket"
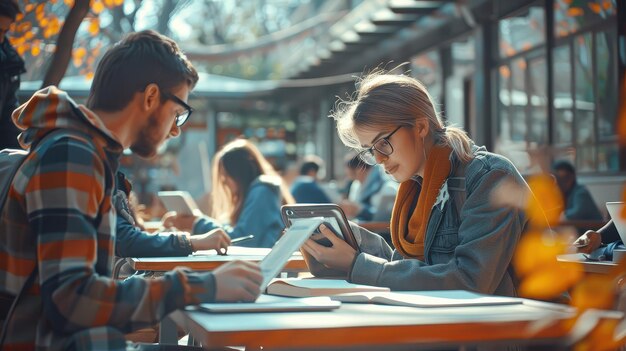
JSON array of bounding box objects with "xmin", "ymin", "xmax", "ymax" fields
[
  {"xmin": 193, "ymin": 175, "xmax": 285, "ymax": 248},
  {"xmin": 350, "ymin": 146, "xmax": 529, "ymax": 297}
]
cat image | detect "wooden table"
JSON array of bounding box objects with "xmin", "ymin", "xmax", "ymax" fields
[
  {"xmin": 557, "ymin": 253, "xmax": 618, "ymax": 275},
  {"xmin": 129, "ymin": 247, "xmax": 307, "ymax": 272},
  {"xmin": 170, "ymin": 298, "xmax": 621, "ymax": 350}
]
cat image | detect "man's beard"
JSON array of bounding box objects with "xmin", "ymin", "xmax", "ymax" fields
[{"xmin": 131, "ymin": 113, "xmax": 165, "ymax": 158}]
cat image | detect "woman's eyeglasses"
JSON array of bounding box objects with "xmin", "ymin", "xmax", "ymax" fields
[
  {"xmin": 162, "ymin": 92, "xmax": 193, "ymax": 127},
  {"xmin": 357, "ymin": 126, "xmax": 402, "ymax": 166}
]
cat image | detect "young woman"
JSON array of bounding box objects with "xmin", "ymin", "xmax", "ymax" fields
[
  {"xmin": 302, "ymin": 73, "xmax": 530, "ymax": 296},
  {"xmin": 164, "ymin": 139, "xmax": 294, "ymax": 248}
]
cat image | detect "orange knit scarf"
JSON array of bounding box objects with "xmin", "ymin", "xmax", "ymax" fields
[{"xmin": 390, "ymin": 145, "xmax": 452, "ymax": 260}]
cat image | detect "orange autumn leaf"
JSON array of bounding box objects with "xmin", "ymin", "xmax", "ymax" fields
[
  {"xmin": 570, "ymin": 275, "xmax": 616, "ymax": 311},
  {"xmin": 574, "ymin": 318, "xmax": 625, "ymax": 351},
  {"xmin": 85, "ymin": 71, "xmax": 94, "ymax": 80},
  {"xmin": 92, "ymin": 1, "xmax": 105, "ymax": 14},
  {"xmin": 30, "ymin": 44, "xmax": 40, "ymax": 56},
  {"xmin": 114, "ymin": 0, "xmax": 123, "ymax": 6},
  {"xmin": 567, "ymin": 7, "xmax": 584, "ymax": 16},
  {"xmin": 526, "ymin": 175, "xmax": 564, "ymax": 227},
  {"xmin": 88, "ymin": 19, "xmax": 100, "ymax": 35},
  {"xmin": 64, "ymin": 0, "xmax": 74, "ymax": 6},
  {"xmin": 518, "ymin": 264, "xmax": 581, "ymax": 299},
  {"xmin": 588, "ymin": 2, "xmax": 602, "ymax": 14},
  {"xmin": 24, "ymin": 4, "xmax": 34, "ymax": 12},
  {"xmin": 513, "ymin": 230, "xmax": 574, "ymax": 277},
  {"xmin": 602, "ymin": 0, "xmax": 613, "ymax": 10},
  {"xmin": 103, "ymin": 0, "xmax": 115, "ymax": 7}
]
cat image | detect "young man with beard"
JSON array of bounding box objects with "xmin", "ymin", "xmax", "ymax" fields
[{"xmin": 0, "ymin": 30, "xmax": 262, "ymax": 350}]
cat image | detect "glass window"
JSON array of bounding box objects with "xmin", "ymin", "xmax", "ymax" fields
[
  {"xmin": 554, "ymin": 0, "xmax": 617, "ymax": 38},
  {"xmin": 596, "ymin": 29, "xmax": 618, "ymax": 139},
  {"xmin": 497, "ymin": 65, "xmax": 511, "ymax": 142},
  {"xmin": 576, "ymin": 145, "xmax": 596, "ymax": 172},
  {"xmin": 553, "ymin": 45, "xmax": 573, "ymax": 144},
  {"xmin": 510, "ymin": 58, "xmax": 527, "ymax": 142},
  {"xmin": 528, "ymin": 56, "xmax": 548, "ymax": 144},
  {"xmin": 574, "ymin": 33, "xmax": 595, "ymax": 144},
  {"xmin": 499, "ymin": 6, "xmax": 545, "ymax": 58},
  {"xmin": 597, "ymin": 143, "xmax": 620, "ymax": 171},
  {"xmin": 411, "ymin": 50, "xmax": 442, "ymax": 103}
]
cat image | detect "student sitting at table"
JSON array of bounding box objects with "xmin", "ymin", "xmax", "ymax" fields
[
  {"xmin": 301, "ymin": 72, "xmax": 530, "ymax": 296},
  {"xmin": 115, "ymin": 171, "xmax": 232, "ymax": 258},
  {"xmin": 164, "ymin": 139, "xmax": 294, "ymax": 248},
  {"xmin": 574, "ymin": 219, "xmax": 624, "ymax": 261}
]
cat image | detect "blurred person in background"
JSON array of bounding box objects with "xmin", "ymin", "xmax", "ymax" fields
[
  {"xmin": 0, "ymin": 0, "xmax": 25, "ymax": 150},
  {"xmin": 290, "ymin": 155, "xmax": 333, "ymax": 203},
  {"xmin": 552, "ymin": 159, "xmax": 603, "ymax": 222},
  {"xmin": 163, "ymin": 139, "xmax": 294, "ymax": 248},
  {"xmin": 340, "ymin": 152, "xmax": 398, "ymax": 222}
]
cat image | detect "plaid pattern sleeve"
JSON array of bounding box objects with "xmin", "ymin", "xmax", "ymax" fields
[{"xmin": 4, "ymin": 135, "xmax": 215, "ymax": 347}]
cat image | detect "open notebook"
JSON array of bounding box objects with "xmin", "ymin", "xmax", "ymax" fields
[
  {"xmin": 266, "ymin": 278, "xmax": 389, "ymax": 297},
  {"xmin": 330, "ymin": 290, "xmax": 522, "ymax": 308},
  {"xmin": 197, "ymin": 295, "xmax": 340, "ymax": 313}
]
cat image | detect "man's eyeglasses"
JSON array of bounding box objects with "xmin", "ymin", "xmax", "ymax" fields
[
  {"xmin": 162, "ymin": 91, "xmax": 193, "ymax": 127},
  {"xmin": 358, "ymin": 126, "xmax": 403, "ymax": 166}
]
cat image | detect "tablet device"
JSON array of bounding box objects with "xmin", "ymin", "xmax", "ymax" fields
[
  {"xmin": 281, "ymin": 204, "xmax": 360, "ymax": 278},
  {"xmin": 280, "ymin": 204, "xmax": 359, "ymax": 250},
  {"xmin": 157, "ymin": 191, "xmax": 199, "ymax": 216}
]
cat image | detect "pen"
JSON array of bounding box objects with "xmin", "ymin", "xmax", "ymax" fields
[{"xmin": 231, "ymin": 234, "xmax": 254, "ymax": 244}]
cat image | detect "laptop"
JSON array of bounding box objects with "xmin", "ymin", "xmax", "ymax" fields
[{"xmin": 606, "ymin": 202, "xmax": 626, "ymax": 244}]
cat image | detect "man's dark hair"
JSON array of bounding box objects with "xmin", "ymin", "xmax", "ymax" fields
[
  {"xmin": 552, "ymin": 159, "xmax": 576, "ymax": 175},
  {"xmin": 0, "ymin": 1, "xmax": 20, "ymax": 21},
  {"xmin": 87, "ymin": 30, "xmax": 199, "ymax": 111},
  {"xmin": 300, "ymin": 155, "xmax": 326, "ymax": 176}
]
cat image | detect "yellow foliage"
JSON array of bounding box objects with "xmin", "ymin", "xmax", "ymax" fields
[
  {"xmin": 88, "ymin": 19, "xmax": 100, "ymax": 36},
  {"xmin": 567, "ymin": 7, "xmax": 584, "ymax": 17},
  {"xmin": 92, "ymin": 1, "xmax": 105, "ymax": 14},
  {"xmin": 588, "ymin": 2, "xmax": 602, "ymax": 14},
  {"xmin": 114, "ymin": 0, "xmax": 123, "ymax": 6},
  {"xmin": 30, "ymin": 44, "xmax": 40, "ymax": 57},
  {"xmin": 64, "ymin": 0, "xmax": 74, "ymax": 6},
  {"xmin": 526, "ymin": 175, "xmax": 564, "ymax": 227},
  {"xmin": 574, "ymin": 319, "xmax": 625, "ymax": 351},
  {"xmin": 570, "ymin": 275, "xmax": 616, "ymax": 311},
  {"xmin": 603, "ymin": 0, "xmax": 613, "ymax": 10},
  {"xmin": 518, "ymin": 266, "xmax": 581, "ymax": 300},
  {"xmin": 86, "ymin": 71, "xmax": 94, "ymax": 80}
]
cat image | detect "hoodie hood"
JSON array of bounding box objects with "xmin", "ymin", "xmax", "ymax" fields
[{"xmin": 12, "ymin": 86, "xmax": 122, "ymax": 153}]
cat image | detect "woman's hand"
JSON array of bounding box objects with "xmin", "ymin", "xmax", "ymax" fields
[
  {"xmin": 189, "ymin": 228, "xmax": 231, "ymax": 255},
  {"xmin": 162, "ymin": 211, "xmax": 198, "ymax": 232},
  {"xmin": 573, "ymin": 230, "xmax": 602, "ymax": 254},
  {"xmin": 301, "ymin": 224, "xmax": 357, "ymax": 273}
]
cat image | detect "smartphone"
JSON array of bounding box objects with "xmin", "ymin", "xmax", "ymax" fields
[{"xmin": 280, "ymin": 204, "xmax": 359, "ymax": 251}]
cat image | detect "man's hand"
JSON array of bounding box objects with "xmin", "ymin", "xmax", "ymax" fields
[
  {"xmin": 301, "ymin": 223, "xmax": 357, "ymax": 273},
  {"xmin": 190, "ymin": 228, "xmax": 231, "ymax": 255},
  {"xmin": 573, "ymin": 230, "xmax": 602, "ymax": 254},
  {"xmin": 213, "ymin": 260, "xmax": 263, "ymax": 302},
  {"xmin": 162, "ymin": 211, "xmax": 197, "ymax": 232}
]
